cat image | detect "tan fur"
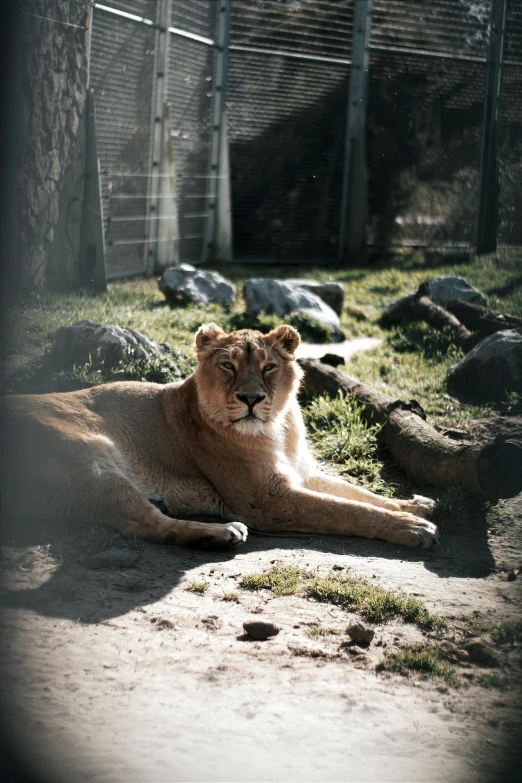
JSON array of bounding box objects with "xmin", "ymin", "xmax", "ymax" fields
[{"xmin": 3, "ymin": 324, "xmax": 438, "ymax": 551}]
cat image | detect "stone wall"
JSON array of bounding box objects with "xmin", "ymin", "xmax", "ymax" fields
[{"xmin": 5, "ymin": 0, "xmax": 90, "ymax": 293}]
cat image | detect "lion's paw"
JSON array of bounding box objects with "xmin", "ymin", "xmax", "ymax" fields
[
  {"xmin": 397, "ymin": 495, "xmax": 436, "ymax": 519},
  {"xmin": 407, "ymin": 519, "xmax": 439, "ymax": 549},
  {"xmin": 195, "ymin": 521, "xmax": 248, "ymax": 551}
]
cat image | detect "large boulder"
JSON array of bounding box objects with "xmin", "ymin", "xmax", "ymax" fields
[
  {"xmin": 447, "ymin": 328, "xmax": 522, "ymax": 402},
  {"xmin": 53, "ymin": 320, "xmax": 172, "ymax": 364},
  {"xmin": 159, "ymin": 265, "xmax": 236, "ymax": 307},
  {"xmin": 244, "ymin": 278, "xmax": 342, "ymax": 340},
  {"xmin": 285, "ymin": 279, "xmax": 345, "ymax": 316},
  {"xmin": 424, "ymin": 275, "xmax": 486, "ymax": 308}
]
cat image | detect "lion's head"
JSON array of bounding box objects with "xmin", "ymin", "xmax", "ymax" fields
[{"xmin": 193, "ymin": 323, "xmax": 302, "ymax": 436}]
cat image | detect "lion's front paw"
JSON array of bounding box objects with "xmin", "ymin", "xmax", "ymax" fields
[
  {"xmin": 397, "ymin": 494, "xmax": 436, "ymax": 519},
  {"xmin": 195, "ymin": 521, "xmax": 248, "ymax": 551},
  {"xmin": 405, "ymin": 518, "xmax": 440, "ymax": 549}
]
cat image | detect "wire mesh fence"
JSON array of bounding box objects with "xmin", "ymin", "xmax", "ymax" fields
[
  {"xmin": 83, "ymin": 0, "xmax": 522, "ymax": 275},
  {"xmin": 499, "ymin": 0, "xmax": 522, "ymax": 245},
  {"xmin": 227, "ymin": 0, "xmax": 354, "ymax": 261},
  {"xmin": 89, "ymin": 1, "xmax": 157, "ymax": 277},
  {"xmin": 168, "ymin": 2, "xmax": 217, "ymax": 264}
]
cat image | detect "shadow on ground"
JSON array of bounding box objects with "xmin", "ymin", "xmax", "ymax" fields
[{"xmin": 1, "ymin": 505, "xmax": 496, "ymax": 624}]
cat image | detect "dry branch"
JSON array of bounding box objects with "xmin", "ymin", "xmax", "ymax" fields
[
  {"xmin": 410, "ymin": 295, "xmax": 475, "ymax": 351},
  {"xmin": 299, "ymin": 359, "xmax": 522, "ymax": 499}
]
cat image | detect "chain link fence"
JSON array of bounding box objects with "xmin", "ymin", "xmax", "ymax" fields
[{"xmin": 87, "ymin": 0, "xmax": 521, "ymax": 277}]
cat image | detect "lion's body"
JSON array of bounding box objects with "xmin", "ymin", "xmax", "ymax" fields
[{"xmin": 3, "ymin": 324, "xmax": 438, "ymax": 550}]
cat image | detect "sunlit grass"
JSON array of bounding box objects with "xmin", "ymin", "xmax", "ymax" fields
[{"xmin": 378, "ymin": 647, "xmax": 460, "ymax": 687}]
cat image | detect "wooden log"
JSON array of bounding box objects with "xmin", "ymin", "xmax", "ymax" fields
[
  {"xmin": 410, "ymin": 295, "xmax": 475, "ymax": 351},
  {"xmin": 446, "ymin": 299, "xmax": 522, "ymax": 338},
  {"xmin": 299, "ymin": 358, "xmax": 522, "ymax": 499}
]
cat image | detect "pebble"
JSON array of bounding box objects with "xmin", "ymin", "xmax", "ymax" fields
[
  {"xmin": 347, "ymin": 622, "xmax": 375, "ymax": 645},
  {"xmin": 456, "ymin": 649, "xmax": 470, "ymax": 662},
  {"xmin": 507, "ymin": 570, "xmax": 517, "ymax": 581},
  {"xmin": 243, "ymin": 621, "xmax": 280, "ymax": 640}
]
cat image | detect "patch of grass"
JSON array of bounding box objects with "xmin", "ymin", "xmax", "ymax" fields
[
  {"xmin": 185, "ymin": 580, "xmax": 209, "ymax": 595},
  {"xmin": 221, "ymin": 591, "xmax": 240, "ymax": 603},
  {"xmin": 305, "ymin": 625, "xmax": 332, "ymax": 640},
  {"xmin": 477, "ymin": 673, "xmax": 509, "ymax": 690},
  {"xmin": 240, "ymin": 562, "xmax": 304, "ymax": 596},
  {"xmin": 432, "ymin": 488, "xmax": 478, "ymax": 528},
  {"xmin": 239, "ymin": 564, "xmax": 444, "ymax": 632},
  {"xmin": 379, "ymin": 647, "xmax": 460, "ymax": 686},
  {"xmin": 491, "ymin": 620, "xmax": 522, "ymax": 646},
  {"xmin": 302, "ymin": 392, "xmax": 392, "ymax": 495},
  {"xmin": 305, "ymin": 573, "xmax": 445, "ymax": 631}
]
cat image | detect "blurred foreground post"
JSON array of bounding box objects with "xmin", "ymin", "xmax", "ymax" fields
[
  {"xmin": 476, "ymin": 0, "xmax": 508, "ymax": 255},
  {"xmin": 339, "ymin": 0, "xmax": 373, "ymax": 264}
]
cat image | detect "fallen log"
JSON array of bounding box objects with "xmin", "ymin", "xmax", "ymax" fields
[
  {"xmin": 410, "ymin": 295, "xmax": 475, "ymax": 352},
  {"xmin": 379, "ymin": 291, "xmax": 474, "ymax": 350},
  {"xmin": 446, "ymin": 300, "xmax": 522, "ymax": 339},
  {"xmin": 299, "ymin": 359, "xmax": 522, "ymax": 499}
]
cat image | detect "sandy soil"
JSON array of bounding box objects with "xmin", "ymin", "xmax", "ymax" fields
[{"xmin": 1, "ymin": 489, "xmax": 522, "ymax": 782}]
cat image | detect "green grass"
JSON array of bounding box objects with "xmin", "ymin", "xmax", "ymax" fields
[
  {"xmin": 240, "ymin": 562, "xmax": 304, "ymax": 596},
  {"xmin": 477, "ymin": 673, "xmax": 510, "ymax": 690},
  {"xmin": 239, "ymin": 563, "xmax": 445, "ymax": 631},
  {"xmin": 304, "ymin": 573, "xmax": 445, "ymax": 630},
  {"xmin": 302, "ymin": 392, "xmax": 391, "ymax": 495},
  {"xmin": 305, "ymin": 625, "xmax": 332, "ymax": 640},
  {"xmin": 491, "ymin": 620, "xmax": 522, "ymax": 646},
  {"xmin": 378, "ymin": 647, "xmax": 460, "ymax": 686},
  {"xmin": 185, "ymin": 580, "xmax": 209, "ymax": 595},
  {"xmin": 221, "ymin": 591, "xmax": 240, "ymax": 603}
]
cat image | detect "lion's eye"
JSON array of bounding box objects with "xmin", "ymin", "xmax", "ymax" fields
[
  {"xmin": 222, "ymin": 361, "xmax": 235, "ymax": 371},
  {"xmin": 263, "ymin": 363, "xmax": 276, "ymax": 373}
]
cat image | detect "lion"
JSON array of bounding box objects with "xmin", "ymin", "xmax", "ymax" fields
[{"xmin": 3, "ymin": 323, "xmax": 439, "ymax": 551}]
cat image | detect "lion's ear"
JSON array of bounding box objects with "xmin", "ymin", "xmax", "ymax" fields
[
  {"xmin": 195, "ymin": 322, "xmax": 225, "ymax": 352},
  {"xmin": 267, "ymin": 324, "xmax": 300, "ymax": 356}
]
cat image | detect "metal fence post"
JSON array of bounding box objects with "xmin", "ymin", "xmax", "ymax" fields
[
  {"xmin": 79, "ymin": 89, "xmax": 107, "ymax": 291},
  {"xmin": 475, "ymin": 0, "xmax": 508, "ymax": 255},
  {"xmin": 338, "ymin": 0, "xmax": 373, "ymax": 264},
  {"xmin": 146, "ymin": 0, "xmax": 171, "ymax": 274},
  {"xmin": 205, "ymin": 0, "xmax": 232, "ymax": 262}
]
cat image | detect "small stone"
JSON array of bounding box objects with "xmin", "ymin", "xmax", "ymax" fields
[
  {"xmin": 320, "ymin": 354, "xmax": 345, "ymax": 368},
  {"xmin": 332, "ymin": 564, "xmax": 344, "ymax": 571},
  {"xmin": 507, "ymin": 570, "xmax": 517, "ymax": 582},
  {"xmin": 456, "ymin": 649, "xmax": 470, "ymax": 662},
  {"xmin": 347, "ymin": 622, "xmax": 375, "ymax": 646},
  {"xmin": 243, "ymin": 621, "xmax": 280, "ymax": 640},
  {"xmin": 81, "ymin": 548, "xmax": 142, "ymax": 570}
]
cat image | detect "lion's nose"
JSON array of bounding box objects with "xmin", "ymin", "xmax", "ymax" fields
[{"xmin": 236, "ymin": 393, "xmax": 265, "ymax": 409}]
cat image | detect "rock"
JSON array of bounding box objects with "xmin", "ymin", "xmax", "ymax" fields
[
  {"xmin": 244, "ymin": 279, "xmax": 342, "ymax": 340},
  {"xmin": 243, "ymin": 621, "xmax": 280, "ymax": 640},
  {"xmin": 159, "ymin": 266, "xmax": 236, "ymax": 307},
  {"xmin": 285, "ymin": 279, "xmax": 345, "ymax": 316},
  {"xmin": 456, "ymin": 649, "xmax": 470, "ymax": 662},
  {"xmin": 320, "ymin": 353, "xmax": 345, "ymax": 368},
  {"xmin": 507, "ymin": 570, "xmax": 517, "ymax": 582},
  {"xmin": 53, "ymin": 320, "xmax": 171, "ymax": 365},
  {"xmin": 81, "ymin": 548, "xmax": 142, "ymax": 570},
  {"xmin": 347, "ymin": 622, "xmax": 375, "ymax": 645},
  {"xmin": 447, "ymin": 328, "xmax": 522, "ymax": 401},
  {"xmin": 425, "ymin": 275, "xmax": 486, "ymax": 308},
  {"xmin": 465, "ymin": 640, "xmax": 500, "ymax": 667}
]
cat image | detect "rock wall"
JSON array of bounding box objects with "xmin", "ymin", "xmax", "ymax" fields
[{"xmin": 5, "ymin": 0, "xmax": 90, "ymax": 293}]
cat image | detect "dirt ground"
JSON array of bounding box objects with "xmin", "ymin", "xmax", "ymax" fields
[{"xmin": 1, "ymin": 487, "xmax": 522, "ymax": 782}]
